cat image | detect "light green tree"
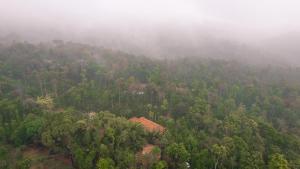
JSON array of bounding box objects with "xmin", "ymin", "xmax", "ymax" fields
[
  {"xmin": 97, "ymin": 158, "xmax": 115, "ymax": 169},
  {"xmin": 268, "ymin": 153, "xmax": 289, "ymax": 169},
  {"xmin": 36, "ymin": 95, "xmax": 54, "ymax": 110},
  {"xmin": 212, "ymin": 144, "xmax": 228, "ymax": 169}
]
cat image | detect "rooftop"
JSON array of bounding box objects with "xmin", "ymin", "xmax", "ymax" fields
[
  {"xmin": 129, "ymin": 117, "xmax": 166, "ymax": 134},
  {"xmin": 142, "ymin": 144, "xmax": 155, "ymax": 155}
]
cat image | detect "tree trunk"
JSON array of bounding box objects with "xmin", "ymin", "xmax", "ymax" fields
[
  {"xmin": 214, "ymin": 159, "xmax": 219, "ymax": 169},
  {"xmin": 118, "ymin": 86, "xmax": 121, "ymax": 106}
]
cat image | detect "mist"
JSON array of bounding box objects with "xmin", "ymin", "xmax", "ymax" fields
[
  {"xmin": 1, "ymin": 0, "xmax": 300, "ymax": 65},
  {"xmin": 2, "ymin": 2, "xmax": 300, "ymax": 168}
]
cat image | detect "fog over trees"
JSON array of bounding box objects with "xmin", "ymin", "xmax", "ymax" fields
[
  {"xmin": 1, "ymin": 1, "xmax": 300, "ymax": 169},
  {"xmin": 1, "ymin": 0, "xmax": 300, "ymax": 65}
]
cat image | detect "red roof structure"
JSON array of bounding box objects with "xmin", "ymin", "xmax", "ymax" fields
[
  {"xmin": 129, "ymin": 117, "xmax": 166, "ymax": 134},
  {"xmin": 142, "ymin": 144, "xmax": 155, "ymax": 155},
  {"xmin": 137, "ymin": 144, "xmax": 161, "ymax": 167}
]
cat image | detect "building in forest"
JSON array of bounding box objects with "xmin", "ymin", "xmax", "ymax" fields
[{"xmin": 129, "ymin": 117, "xmax": 166, "ymax": 134}]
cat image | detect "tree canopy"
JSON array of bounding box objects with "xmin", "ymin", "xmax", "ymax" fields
[{"xmin": 0, "ymin": 42, "xmax": 300, "ymax": 169}]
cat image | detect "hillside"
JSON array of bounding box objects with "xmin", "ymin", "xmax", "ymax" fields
[{"xmin": 0, "ymin": 42, "xmax": 300, "ymax": 169}]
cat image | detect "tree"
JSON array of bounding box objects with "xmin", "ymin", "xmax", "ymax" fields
[
  {"xmin": 191, "ymin": 149, "xmax": 214, "ymax": 169},
  {"xmin": 97, "ymin": 158, "xmax": 115, "ymax": 169},
  {"xmin": 152, "ymin": 160, "xmax": 168, "ymax": 169},
  {"xmin": 189, "ymin": 96, "xmax": 208, "ymax": 115},
  {"xmin": 12, "ymin": 114, "xmax": 44, "ymax": 145},
  {"xmin": 17, "ymin": 159, "xmax": 31, "ymax": 169},
  {"xmin": 41, "ymin": 111, "xmax": 74, "ymax": 151},
  {"xmin": 240, "ymin": 151, "xmax": 264, "ymax": 169},
  {"xmin": 36, "ymin": 95, "xmax": 54, "ymax": 110},
  {"xmin": 268, "ymin": 153, "xmax": 289, "ymax": 169},
  {"xmin": 211, "ymin": 144, "xmax": 228, "ymax": 169},
  {"xmin": 114, "ymin": 149, "xmax": 135, "ymax": 169},
  {"xmin": 0, "ymin": 146, "xmax": 8, "ymax": 169},
  {"xmin": 166, "ymin": 143, "xmax": 190, "ymax": 169},
  {"xmin": 161, "ymin": 99, "xmax": 169, "ymax": 114}
]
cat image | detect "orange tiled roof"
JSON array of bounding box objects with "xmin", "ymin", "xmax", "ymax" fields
[
  {"xmin": 129, "ymin": 117, "xmax": 166, "ymax": 134},
  {"xmin": 142, "ymin": 144, "xmax": 155, "ymax": 155}
]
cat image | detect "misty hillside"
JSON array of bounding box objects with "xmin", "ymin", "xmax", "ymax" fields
[
  {"xmin": 1, "ymin": 0, "xmax": 300, "ymax": 169},
  {"xmin": 262, "ymin": 33, "xmax": 300, "ymax": 65},
  {"xmin": 1, "ymin": 42, "xmax": 300, "ymax": 169},
  {"xmin": 0, "ymin": 27, "xmax": 293, "ymax": 67}
]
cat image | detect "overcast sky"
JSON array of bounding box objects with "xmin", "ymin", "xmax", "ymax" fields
[
  {"xmin": 1, "ymin": 0, "xmax": 300, "ymax": 65},
  {"xmin": 1, "ymin": 0, "xmax": 300, "ymax": 30}
]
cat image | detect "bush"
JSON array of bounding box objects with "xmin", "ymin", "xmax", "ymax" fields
[{"xmin": 17, "ymin": 158, "xmax": 31, "ymax": 169}]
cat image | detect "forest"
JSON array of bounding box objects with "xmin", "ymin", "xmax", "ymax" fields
[{"xmin": 0, "ymin": 41, "xmax": 300, "ymax": 169}]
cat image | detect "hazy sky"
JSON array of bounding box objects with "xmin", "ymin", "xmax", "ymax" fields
[
  {"xmin": 1, "ymin": 0, "xmax": 300, "ymax": 65},
  {"xmin": 1, "ymin": 0, "xmax": 300, "ymax": 34}
]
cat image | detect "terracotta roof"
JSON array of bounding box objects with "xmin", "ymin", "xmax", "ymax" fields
[
  {"xmin": 129, "ymin": 117, "xmax": 166, "ymax": 134},
  {"xmin": 142, "ymin": 144, "xmax": 155, "ymax": 155}
]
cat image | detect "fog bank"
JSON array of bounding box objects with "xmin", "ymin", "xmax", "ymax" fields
[{"xmin": 1, "ymin": 0, "xmax": 300, "ymax": 65}]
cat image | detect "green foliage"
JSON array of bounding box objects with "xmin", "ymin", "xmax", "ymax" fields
[
  {"xmin": 17, "ymin": 158, "xmax": 31, "ymax": 169},
  {"xmin": 166, "ymin": 143, "xmax": 190, "ymax": 169},
  {"xmin": 211, "ymin": 144, "xmax": 228, "ymax": 169},
  {"xmin": 97, "ymin": 158, "xmax": 115, "ymax": 169},
  {"xmin": 0, "ymin": 146, "xmax": 8, "ymax": 169},
  {"xmin": 189, "ymin": 96, "xmax": 208, "ymax": 114},
  {"xmin": 268, "ymin": 153, "xmax": 290, "ymax": 169},
  {"xmin": 114, "ymin": 149, "xmax": 135, "ymax": 169},
  {"xmin": 36, "ymin": 96, "xmax": 54, "ymax": 110},
  {"xmin": 152, "ymin": 160, "xmax": 168, "ymax": 169},
  {"xmin": 1, "ymin": 42, "xmax": 300, "ymax": 169},
  {"xmin": 12, "ymin": 114, "xmax": 44, "ymax": 145}
]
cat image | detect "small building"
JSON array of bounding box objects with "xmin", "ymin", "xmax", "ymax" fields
[
  {"xmin": 128, "ymin": 83, "xmax": 147, "ymax": 95},
  {"xmin": 141, "ymin": 144, "xmax": 161, "ymax": 159},
  {"xmin": 129, "ymin": 117, "xmax": 166, "ymax": 134},
  {"xmin": 130, "ymin": 117, "xmax": 165, "ymax": 168},
  {"xmin": 142, "ymin": 144, "xmax": 156, "ymax": 155},
  {"xmin": 137, "ymin": 144, "xmax": 161, "ymax": 168}
]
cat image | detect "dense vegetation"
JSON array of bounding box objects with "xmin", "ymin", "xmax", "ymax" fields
[{"xmin": 0, "ymin": 41, "xmax": 300, "ymax": 169}]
